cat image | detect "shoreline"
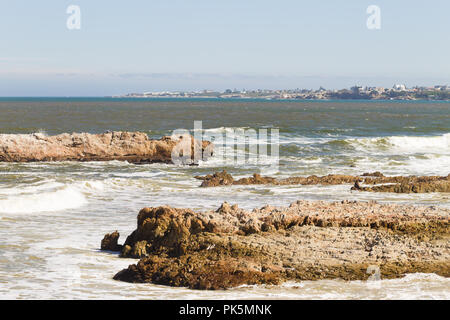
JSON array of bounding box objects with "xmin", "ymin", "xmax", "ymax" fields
[{"xmin": 1, "ymin": 96, "xmax": 450, "ymax": 103}]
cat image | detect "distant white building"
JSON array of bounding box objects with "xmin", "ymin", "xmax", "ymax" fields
[{"xmin": 393, "ymin": 84, "xmax": 406, "ymax": 91}]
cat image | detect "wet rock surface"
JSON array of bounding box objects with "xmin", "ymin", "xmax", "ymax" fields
[
  {"xmin": 100, "ymin": 231, "xmax": 122, "ymax": 251},
  {"xmin": 195, "ymin": 170, "xmax": 359, "ymax": 187},
  {"xmin": 0, "ymin": 131, "xmax": 213, "ymax": 164},
  {"xmin": 104, "ymin": 200, "xmax": 450, "ymax": 289},
  {"xmin": 352, "ymin": 174, "xmax": 450, "ymax": 193},
  {"xmin": 195, "ymin": 171, "xmax": 450, "ymax": 193}
]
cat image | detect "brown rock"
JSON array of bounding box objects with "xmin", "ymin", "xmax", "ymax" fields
[
  {"xmin": 109, "ymin": 200, "xmax": 450, "ymax": 289},
  {"xmin": 113, "ymin": 255, "xmax": 281, "ymax": 289},
  {"xmin": 195, "ymin": 170, "xmax": 234, "ymax": 187},
  {"xmin": 196, "ymin": 171, "xmax": 450, "ymax": 193},
  {"xmin": 0, "ymin": 132, "xmax": 213, "ymax": 164},
  {"xmin": 355, "ymin": 175, "xmax": 450, "ymax": 193},
  {"xmin": 120, "ymin": 206, "xmax": 209, "ymax": 257},
  {"xmin": 130, "ymin": 240, "xmax": 148, "ymax": 258},
  {"xmin": 196, "ymin": 171, "xmax": 361, "ymax": 187},
  {"xmin": 362, "ymin": 172, "xmax": 384, "ymax": 177},
  {"xmin": 216, "ymin": 201, "xmax": 232, "ymax": 214},
  {"xmin": 120, "ymin": 245, "xmax": 132, "ymax": 258},
  {"xmin": 101, "ymin": 231, "xmax": 122, "ymax": 251}
]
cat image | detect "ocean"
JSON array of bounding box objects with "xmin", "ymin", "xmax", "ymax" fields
[{"xmin": 0, "ymin": 98, "xmax": 449, "ymax": 299}]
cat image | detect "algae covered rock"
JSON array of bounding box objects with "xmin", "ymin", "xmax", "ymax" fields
[
  {"xmin": 104, "ymin": 200, "xmax": 450, "ymax": 290},
  {"xmin": 196, "ymin": 171, "xmax": 450, "ymax": 193}
]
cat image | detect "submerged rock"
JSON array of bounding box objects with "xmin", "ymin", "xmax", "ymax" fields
[
  {"xmin": 105, "ymin": 200, "xmax": 450, "ymax": 289},
  {"xmin": 351, "ymin": 174, "xmax": 450, "ymax": 193},
  {"xmin": 196, "ymin": 171, "xmax": 450, "ymax": 193},
  {"xmin": 195, "ymin": 170, "xmax": 361, "ymax": 187},
  {"xmin": 0, "ymin": 131, "xmax": 213, "ymax": 164}
]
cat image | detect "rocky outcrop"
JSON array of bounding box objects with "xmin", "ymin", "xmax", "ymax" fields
[
  {"xmin": 0, "ymin": 131, "xmax": 213, "ymax": 164},
  {"xmin": 101, "ymin": 231, "xmax": 122, "ymax": 251},
  {"xmin": 352, "ymin": 174, "xmax": 450, "ymax": 193},
  {"xmin": 195, "ymin": 171, "xmax": 236, "ymax": 187},
  {"xmin": 194, "ymin": 170, "xmax": 359, "ymax": 187},
  {"xmin": 103, "ymin": 200, "xmax": 450, "ymax": 289},
  {"xmin": 195, "ymin": 171, "xmax": 450, "ymax": 193}
]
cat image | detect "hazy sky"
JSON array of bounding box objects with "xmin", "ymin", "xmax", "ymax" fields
[{"xmin": 0, "ymin": 0, "xmax": 449, "ymax": 96}]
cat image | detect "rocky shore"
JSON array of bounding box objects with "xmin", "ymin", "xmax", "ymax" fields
[
  {"xmin": 102, "ymin": 200, "xmax": 450, "ymax": 290},
  {"xmin": 195, "ymin": 171, "xmax": 450, "ymax": 193},
  {"xmin": 0, "ymin": 131, "xmax": 213, "ymax": 163}
]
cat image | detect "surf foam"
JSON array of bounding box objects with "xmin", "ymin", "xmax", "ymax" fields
[{"xmin": 0, "ymin": 186, "xmax": 87, "ymax": 214}]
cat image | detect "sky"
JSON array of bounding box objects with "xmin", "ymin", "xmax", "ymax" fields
[{"xmin": 0, "ymin": 0, "xmax": 449, "ymax": 96}]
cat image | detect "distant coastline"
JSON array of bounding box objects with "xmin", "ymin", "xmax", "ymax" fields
[
  {"xmin": 1, "ymin": 97, "xmax": 450, "ymax": 103},
  {"xmin": 118, "ymin": 84, "xmax": 450, "ymax": 101}
]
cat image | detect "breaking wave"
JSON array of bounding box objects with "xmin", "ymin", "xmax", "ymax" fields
[
  {"xmin": 0, "ymin": 186, "xmax": 87, "ymax": 214},
  {"xmin": 333, "ymin": 133, "xmax": 450, "ymax": 154},
  {"xmin": 0, "ymin": 179, "xmax": 113, "ymax": 214}
]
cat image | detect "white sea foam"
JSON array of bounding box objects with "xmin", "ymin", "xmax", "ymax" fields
[
  {"xmin": 348, "ymin": 133, "xmax": 450, "ymax": 155},
  {"xmin": 298, "ymin": 157, "xmax": 323, "ymax": 164},
  {"xmin": 0, "ymin": 180, "xmax": 65, "ymax": 195},
  {"xmin": 402, "ymin": 154, "xmax": 450, "ymax": 175},
  {"xmin": 0, "ymin": 177, "xmax": 119, "ymax": 214},
  {"xmin": 350, "ymin": 153, "xmax": 450, "ymax": 176},
  {"xmin": 0, "ymin": 186, "xmax": 87, "ymax": 214},
  {"xmin": 112, "ymin": 171, "xmax": 165, "ymax": 178},
  {"xmin": 76, "ymin": 180, "xmax": 107, "ymax": 192}
]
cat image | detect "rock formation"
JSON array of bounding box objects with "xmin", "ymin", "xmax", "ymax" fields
[
  {"xmin": 195, "ymin": 171, "xmax": 450, "ymax": 193},
  {"xmin": 102, "ymin": 200, "xmax": 450, "ymax": 289},
  {"xmin": 351, "ymin": 173, "xmax": 450, "ymax": 193},
  {"xmin": 194, "ymin": 170, "xmax": 359, "ymax": 187},
  {"xmin": 101, "ymin": 231, "xmax": 122, "ymax": 251},
  {"xmin": 0, "ymin": 131, "xmax": 213, "ymax": 164}
]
